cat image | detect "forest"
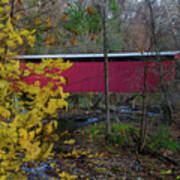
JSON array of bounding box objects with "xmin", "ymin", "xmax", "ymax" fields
[{"xmin": 0, "ymin": 0, "xmax": 180, "ymax": 179}]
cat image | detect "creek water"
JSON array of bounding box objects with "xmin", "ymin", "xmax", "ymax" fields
[{"xmin": 71, "ymin": 105, "xmax": 159, "ymax": 127}]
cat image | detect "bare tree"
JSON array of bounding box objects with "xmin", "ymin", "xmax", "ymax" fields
[{"xmin": 145, "ymin": 0, "xmax": 174, "ymax": 123}]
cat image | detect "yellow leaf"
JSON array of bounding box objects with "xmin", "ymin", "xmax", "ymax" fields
[
  {"xmin": 46, "ymin": 17, "xmax": 50, "ymax": 22},
  {"xmin": 0, "ymin": 48, "xmax": 5, "ymax": 54},
  {"xmin": 60, "ymin": 130, "xmax": 68, "ymax": 137},
  {"xmin": 56, "ymin": 99, "xmax": 68, "ymax": 111},
  {"xmin": 51, "ymin": 134, "xmax": 59, "ymax": 141},
  {"xmin": 59, "ymin": 171, "xmax": 77, "ymax": 180},
  {"xmin": 7, "ymin": 40, "xmax": 16, "ymax": 48},
  {"xmin": 26, "ymin": 63, "xmax": 35, "ymax": 70},
  {"xmin": 0, "ymin": 32, "xmax": 5, "ymax": 39},
  {"xmin": 21, "ymin": 30, "xmax": 30, "ymax": 36},
  {"xmin": 25, "ymin": 142, "xmax": 41, "ymax": 160},
  {"xmin": 53, "ymin": 120, "xmax": 58, "ymax": 129},
  {"xmin": 36, "ymin": 123, "xmax": 42, "ymax": 134},
  {"xmin": 23, "ymin": 69, "xmax": 31, "ymax": 77},
  {"xmin": 15, "ymin": 13, "xmax": 21, "ymax": 21},
  {"xmin": 34, "ymin": 68, "xmax": 44, "ymax": 74},
  {"xmin": 29, "ymin": 131, "xmax": 35, "ymax": 140},
  {"xmin": 64, "ymin": 139, "xmax": 75, "ymax": 145},
  {"xmin": 59, "ymin": 171, "xmax": 68, "ymax": 178},
  {"xmin": 35, "ymin": 80, "xmax": 40, "ymax": 87},
  {"xmin": 46, "ymin": 99, "xmax": 58, "ymax": 114},
  {"xmin": 88, "ymin": 154, "xmax": 93, "ymax": 158},
  {"xmin": 41, "ymin": 143, "xmax": 54, "ymax": 159},
  {"xmin": 1, "ymin": 0, "xmax": 8, "ymax": 4},
  {"xmin": 27, "ymin": 35, "xmax": 35, "ymax": 47},
  {"xmin": 70, "ymin": 175, "xmax": 78, "ymax": 179},
  {"xmin": 59, "ymin": 76, "xmax": 67, "ymax": 84},
  {"xmin": 44, "ymin": 121, "xmax": 53, "ymax": 134},
  {"xmin": 0, "ymin": 24, "xmax": 4, "ymax": 29},
  {"xmin": 46, "ymin": 21, "xmax": 52, "ymax": 28},
  {"xmin": 17, "ymin": 36, "xmax": 23, "ymax": 45},
  {"xmin": 0, "ymin": 106, "xmax": 11, "ymax": 119},
  {"xmin": 0, "ymin": 175, "xmax": 7, "ymax": 180},
  {"xmin": 4, "ymin": 5, "xmax": 10, "ymax": 11}
]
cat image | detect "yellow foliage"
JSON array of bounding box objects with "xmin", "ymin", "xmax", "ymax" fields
[
  {"xmin": 64, "ymin": 139, "xmax": 76, "ymax": 145},
  {"xmin": 0, "ymin": 0, "xmax": 72, "ymax": 178},
  {"xmin": 59, "ymin": 171, "xmax": 78, "ymax": 180},
  {"xmin": 23, "ymin": 69, "xmax": 31, "ymax": 76},
  {"xmin": 15, "ymin": 13, "xmax": 21, "ymax": 21},
  {"xmin": 0, "ymin": 106, "xmax": 11, "ymax": 119}
]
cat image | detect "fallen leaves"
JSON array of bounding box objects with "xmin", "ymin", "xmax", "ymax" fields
[
  {"xmin": 46, "ymin": 21, "xmax": 52, "ymax": 28},
  {"xmin": 59, "ymin": 171, "xmax": 78, "ymax": 180},
  {"xmin": 64, "ymin": 139, "xmax": 76, "ymax": 145},
  {"xmin": 94, "ymin": 167, "xmax": 107, "ymax": 174},
  {"xmin": 53, "ymin": 127, "xmax": 179, "ymax": 180},
  {"xmin": 35, "ymin": 18, "xmax": 41, "ymax": 26},
  {"xmin": 60, "ymin": 130, "xmax": 69, "ymax": 137},
  {"xmin": 104, "ymin": 152, "xmax": 111, "ymax": 158}
]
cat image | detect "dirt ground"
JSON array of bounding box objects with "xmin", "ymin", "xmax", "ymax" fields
[{"xmin": 51, "ymin": 125, "xmax": 180, "ymax": 180}]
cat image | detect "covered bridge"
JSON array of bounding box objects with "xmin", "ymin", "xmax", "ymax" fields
[{"xmin": 16, "ymin": 51, "xmax": 180, "ymax": 93}]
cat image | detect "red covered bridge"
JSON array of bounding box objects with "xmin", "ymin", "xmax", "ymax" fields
[{"xmin": 17, "ymin": 51, "xmax": 179, "ymax": 93}]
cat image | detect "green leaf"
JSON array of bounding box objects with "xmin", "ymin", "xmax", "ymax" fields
[{"xmin": 160, "ymin": 169, "xmax": 172, "ymax": 175}]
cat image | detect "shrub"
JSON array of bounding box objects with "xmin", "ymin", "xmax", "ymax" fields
[
  {"xmin": 0, "ymin": 1, "xmax": 72, "ymax": 178},
  {"xmin": 87, "ymin": 123, "xmax": 106, "ymax": 141},
  {"xmin": 87, "ymin": 123, "xmax": 132, "ymax": 148},
  {"xmin": 147, "ymin": 125, "xmax": 179, "ymax": 152},
  {"xmin": 106, "ymin": 123, "xmax": 132, "ymax": 147}
]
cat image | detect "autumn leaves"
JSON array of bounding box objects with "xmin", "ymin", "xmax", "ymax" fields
[
  {"xmin": 33, "ymin": 6, "xmax": 97, "ymax": 49},
  {"xmin": 35, "ymin": 17, "xmax": 52, "ymax": 28},
  {"xmin": 0, "ymin": 0, "xmax": 73, "ymax": 178}
]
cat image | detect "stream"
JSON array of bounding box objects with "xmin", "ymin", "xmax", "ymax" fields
[{"xmin": 68, "ymin": 105, "xmax": 160, "ymax": 127}]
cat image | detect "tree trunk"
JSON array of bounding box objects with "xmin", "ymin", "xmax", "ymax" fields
[
  {"xmin": 145, "ymin": 0, "xmax": 173, "ymax": 123},
  {"xmin": 139, "ymin": 59, "xmax": 148, "ymax": 152},
  {"xmin": 102, "ymin": 0, "xmax": 111, "ymax": 133}
]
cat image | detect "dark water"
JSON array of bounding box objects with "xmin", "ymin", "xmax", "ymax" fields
[{"xmin": 72, "ymin": 105, "xmax": 159, "ymax": 126}]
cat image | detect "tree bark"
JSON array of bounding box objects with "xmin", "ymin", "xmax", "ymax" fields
[
  {"xmin": 139, "ymin": 59, "xmax": 148, "ymax": 152},
  {"xmin": 102, "ymin": 0, "xmax": 111, "ymax": 133},
  {"xmin": 145, "ymin": 0, "xmax": 173, "ymax": 123}
]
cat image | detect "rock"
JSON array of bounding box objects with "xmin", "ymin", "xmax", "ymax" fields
[{"xmin": 119, "ymin": 106, "xmax": 132, "ymax": 113}]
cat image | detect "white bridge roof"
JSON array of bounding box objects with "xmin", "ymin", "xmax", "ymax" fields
[{"xmin": 15, "ymin": 51, "xmax": 180, "ymax": 60}]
